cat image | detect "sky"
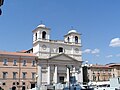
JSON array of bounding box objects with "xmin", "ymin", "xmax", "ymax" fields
[{"xmin": 0, "ymin": 0, "xmax": 120, "ymax": 64}]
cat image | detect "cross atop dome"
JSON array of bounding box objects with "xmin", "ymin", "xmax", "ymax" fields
[
  {"xmin": 37, "ymin": 24, "xmax": 46, "ymax": 28},
  {"xmin": 37, "ymin": 21, "xmax": 46, "ymax": 28},
  {"xmin": 67, "ymin": 26, "xmax": 78, "ymax": 34},
  {"xmin": 68, "ymin": 29, "xmax": 77, "ymax": 34}
]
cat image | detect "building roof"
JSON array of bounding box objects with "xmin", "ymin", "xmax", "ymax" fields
[
  {"xmin": 0, "ymin": 51, "xmax": 36, "ymax": 57},
  {"xmin": 90, "ymin": 64, "xmax": 113, "ymax": 69},
  {"xmin": 18, "ymin": 50, "xmax": 27, "ymax": 53},
  {"xmin": 106, "ymin": 63, "xmax": 120, "ymax": 67}
]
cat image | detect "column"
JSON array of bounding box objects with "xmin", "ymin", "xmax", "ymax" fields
[
  {"xmin": 66, "ymin": 68, "xmax": 70, "ymax": 83},
  {"xmin": 47, "ymin": 65, "xmax": 50, "ymax": 85},
  {"xmin": 37, "ymin": 65, "xmax": 42, "ymax": 87},
  {"xmin": 54, "ymin": 65, "xmax": 58, "ymax": 83}
]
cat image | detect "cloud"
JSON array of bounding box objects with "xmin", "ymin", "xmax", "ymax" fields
[
  {"xmin": 106, "ymin": 55, "xmax": 113, "ymax": 58},
  {"xmin": 82, "ymin": 49, "xmax": 91, "ymax": 53},
  {"xmin": 91, "ymin": 48, "xmax": 100, "ymax": 54},
  {"xmin": 116, "ymin": 54, "xmax": 120, "ymax": 57},
  {"xmin": 109, "ymin": 38, "xmax": 120, "ymax": 47},
  {"xmin": 106, "ymin": 54, "xmax": 120, "ymax": 58},
  {"xmin": 96, "ymin": 55, "xmax": 100, "ymax": 57},
  {"xmin": 83, "ymin": 48, "xmax": 100, "ymax": 54}
]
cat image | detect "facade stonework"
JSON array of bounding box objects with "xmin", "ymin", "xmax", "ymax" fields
[{"xmin": 32, "ymin": 24, "xmax": 83, "ymax": 87}]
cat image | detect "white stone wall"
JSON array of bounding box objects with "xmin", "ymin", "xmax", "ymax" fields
[
  {"xmin": 33, "ymin": 41, "xmax": 82, "ymax": 61},
  {"xmin": 33, "ymin": 24, "xmax": 83, "ymax": 85},
  {"xmin": 34, "ymin": 41, "xmax": 82, "ymax": 60},
  {"xmin": 33, "ymin": 44, "xmax": 40, "ymax": 55},
  {"xmin": 33, "ymin": 25, "xmax": 82, "ymax": 60}
]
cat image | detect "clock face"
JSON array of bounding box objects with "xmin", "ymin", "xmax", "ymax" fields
[
  {"xmin": 75, "ymin": 48, "xmax": 79, "ymax": 53},
  {"xmin": 42, "ymin": 45, "xmax": 47, "ymax": 50}
]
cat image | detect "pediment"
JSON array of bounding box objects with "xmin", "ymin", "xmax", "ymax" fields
[{"xmin": 49, "ymin": 53, "xmax": 79, "ymax": 62}]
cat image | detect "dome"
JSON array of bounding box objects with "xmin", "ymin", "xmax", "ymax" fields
[
  {"xmin": 37, "ymin": 24, "xmax": 46, "ymax": 28},
  {"xmin": 68, "ymin": 30, "xmax": 77, "ymax": 34}
]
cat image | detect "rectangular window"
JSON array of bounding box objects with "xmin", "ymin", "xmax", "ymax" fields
[
  {"xmin": 13, "ymin": 72, "xmax": 17, "ymax": 79},
  {"xmin": 59, "ymin": 47, "xmax": 63, "ymax": 53},
  {"xmin": 22, "ymin": 72, "xmax": 26, "ymax": 79},
  {"xmin": 3, "ymin": 72, "xmax": 7, "ymax": 79},
  {"xmin": 32, "ymin": 60, "xmax": 36, "ymax": 66},
  {"xmin": 13, "ymin": 60, "xmax": 17, "ymax": 65},
  {"xmin": 32, "ymin": 72, "xmax": 36, "ymax": 79},
  {"xmin": 3, "ymin": 59, "xmax": 7, "ymax": 65},
  {"xmin": 108, "ymin": 69, "xmax": 111, "ymax": 73},
  {"xmin": 23, "ymin": 60, "xmax": 26, "ymax": 66}
]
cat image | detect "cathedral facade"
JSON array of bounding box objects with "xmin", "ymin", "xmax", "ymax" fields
[{"xmin": 32, "ymin": 24, "xmax": 83, "ymax": 87}]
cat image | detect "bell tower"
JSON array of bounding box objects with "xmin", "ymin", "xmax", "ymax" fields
[
  {"xmin": 32, "ymin": 24, "xmax": 50, "ymax": 57},
  {"xmin": 64, "ymin": 29, "xmax": 81, "ymax": 44},
  {"xmin": 33, "ymin": 24, "xmax": 50, "ymax": 42}
]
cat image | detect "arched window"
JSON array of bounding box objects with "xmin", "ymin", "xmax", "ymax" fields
[
  {"xmin": 75, "ymin": 36, "xmax": 78, "ymax": 43},
  {"xmin": 35, "ymin": 33, "xmax": 37, "ymax": 40},
  {"xmin": 68, "ymin": 37, "xmax": 70, "ymax": 42},
  {"xmin": 59, "ymin": 47, "xmax": 63, "ymax": 53},
  {"xmin": 42, "ymin": 31, "xmax": 46, "ymax": 39}
]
